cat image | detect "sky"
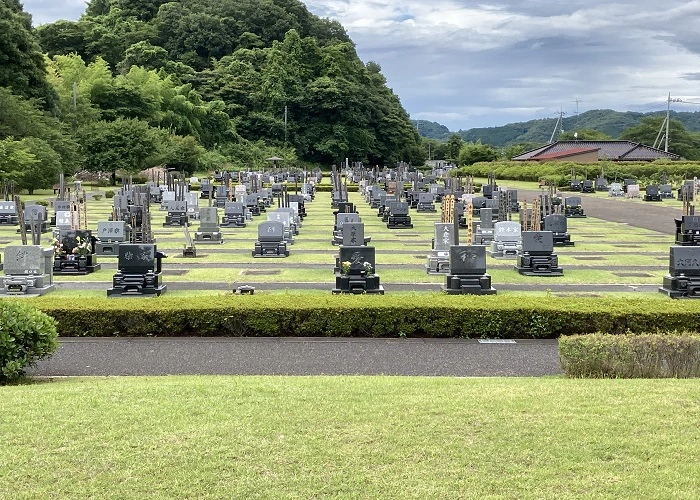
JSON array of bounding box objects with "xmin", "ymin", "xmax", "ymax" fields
[{"xmin": 20, "ymin": 0, "xmax": 700, "ymax": 132}]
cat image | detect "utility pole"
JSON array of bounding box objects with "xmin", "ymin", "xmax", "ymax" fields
[
  {"xmin": 284, "ymin": 105, "xmax": 288, "ymax": 146},
  {"xmin": 572, "ymin": 98, "xmax": 582, "ymax": 130},
  {"xmin": 549, "ymin": 108, "xmax": 567, "ymax": 143}
]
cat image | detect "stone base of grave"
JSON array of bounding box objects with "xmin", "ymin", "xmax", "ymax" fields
[
  {"xmin": 0, "ymin": 275, "xmax": 55, "ymax": 295},
  {"xmin": 387, "ymin": 216, "xmax": 413, "ymax": 229},
  {"xmin": 515, "ymin": 254, "xmax": 564, "ymax": 276},
  {"xmin": 474, "ymin": 231, "xmax": 494, "ymax": 245},
  {"xmin": 252, "ymin": 242, "xmax": 289, "ymax": 258},
  {"xmin": 442, "ymin": 274, "xmax": 496, "ymax": 295},
  {"xmin": 107, "ymin": 271, "xmax": 167, "ymax": 296},
  {"xmin": 416, "ymin": 204, "xmax": 437, "ymax": 213},
  {"xmin": 426, "ymin": 253, "xmax": 450, "ymax": 274},
  {"xmin": 0, "ymin": 215, "xmax": 18, "ymax": 225},
  {"xmin": 659, "ymin": 275, "xmax": 700, "ymax": 298},
  {"xmin": 332, "ymin": 235, "xmax": 371, "ymax": 246},
  {"xmin": 488, "ymin": 242, "xmax": 521, "ymax": 259},
  {"xmin": 220, "ymin": 216, "xmax": 246, "ymax": 228},
  {"xmin": 194, "ymin": 231, "xmax": 224, "ymax": 244},
  {"xmin": 332, "ymin": 274, "xmax": 384, "ymax": 295},
  {"xmin": 676, "ymin": 235, "xmax": 700, "ymax": 246},
  {"xmin": 18, "ymin": 222, "xmax": 50, "ymax": 233},
  {"xmin": 552, "ymin": 234, "xmax": 575, "ymax": 247},
  {"xmin": 183, "ymin": 245, "xmax": 196, "ymax": 257},
  {"xmin": 644, "ymin": 195, "xmax": 662, "ymax": 202},
  {"xmin": 163, "ymin": 215, "xmax": 188, "ymax": 227},
  {"xmin": 247, "ymin": 206, "xmax": 261, "ymax": 217},
  {"xmin": 53, "ymin": 255, "xmax": 101, "ymax": 275},
  {"xmin": 95, "ymin": 241, "xmax": 123, "ymax": 256},
  {"xmin": 564, "ymin": 209, "xmax": 586, "ymax": 218}
]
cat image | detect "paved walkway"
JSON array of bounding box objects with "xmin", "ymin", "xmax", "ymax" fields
[{"xmin": 28, "ymin": 337, "xmax": 562, "ymax": 377}]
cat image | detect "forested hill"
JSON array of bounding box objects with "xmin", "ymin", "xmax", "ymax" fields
[
  {"xmin": 419, "ymin": 109, "xmax": 700, "ymax": 147},
  {"xmin": 27, "ymin": 0, "xmax": 423, "ymax": 167}
]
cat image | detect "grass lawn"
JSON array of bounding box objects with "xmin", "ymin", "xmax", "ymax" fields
[{"xmin": 2, "ymin": 376, "xmax": 699, "ymax": 499}]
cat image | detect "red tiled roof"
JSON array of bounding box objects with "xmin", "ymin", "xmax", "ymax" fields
[
  {"xmin": 532, "ymin": 147, "xmax": 600, "ymax": 160},
  {"xmin": 512, "ymin": 140, "xmax": 681, "ymax": 161}
]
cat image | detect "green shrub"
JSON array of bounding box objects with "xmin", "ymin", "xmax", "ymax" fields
[
  {"xmin": 27, "ymin": 295, "xmax": 700, "ymax": 340},
  {"xmin": 559, "ymin": 333, "xmax": 700, "ymax": 378},
  {"xmin": 0, "ymin": 302, "xmax": 58, "ymax": 384},
  {"xmin": 92, "ymin": 194, "xmax": 102, "ymax": 201},
  {"xmin": 105, "ymin": 190, "xmax": 115, "ymax": 199}
]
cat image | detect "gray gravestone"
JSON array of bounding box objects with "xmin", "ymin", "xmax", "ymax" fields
[
  {"xmin": 98, "ymin": 221, "xmax": 127, "ymax": 242},
  {"xmin": 55, "ymin": 210, "xmax": 74, "ymax": 228},
  {"xmin": 480, "ymin": 208, "xmax": 494, "ymax": 229},
  {"xmin": 494, "ymin": 221, "xmax": 521, "ymax": 242},
  {"xmin": 164, "ymin": 200, "xmax": 187, "ymax": 213},
  {"xmin": 434, "ymin": 223, "xmax": 455, "ymax": 252},
  {"xmin": 198, "ymin": 207, "xmax": 219, "ymax": 229},
  {"xmin": 54, "ymin": 201, "xmax": 71, "ymax": 212},
  {"xmin": 342, "ymin": 223, "xmax": 365, "ymax": 246},
  {"xmin": 258, "ymin": 221, "xmax": 284, "ymax": 242},
  {"xmin": 3, "ymin": 245, "xmax": 45, "ymax": 275}
]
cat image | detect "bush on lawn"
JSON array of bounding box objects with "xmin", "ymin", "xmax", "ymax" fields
[
  {"xmin": 559, "ymin": 333, "xmax": 700, "ymax": 378},
  {"xmin": 0, "ymin": 302, "xmax": 58, "ymax": 384}
]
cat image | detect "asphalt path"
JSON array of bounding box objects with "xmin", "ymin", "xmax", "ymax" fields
[{"xmin": 28, "ymin": 337, "xmax": 562, "ymax": 377}]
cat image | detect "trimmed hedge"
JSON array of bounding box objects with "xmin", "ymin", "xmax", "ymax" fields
[
  {"xmin": 559, "ymin": 333, "xmax": 700, "ymax": 378},
  {"xmin": 452, "ymin": 160, "xmax": 700, "ymax": 186},
  {"xmin": 18, "ymin": 295, "xmax": 700, "ymax": 339}
]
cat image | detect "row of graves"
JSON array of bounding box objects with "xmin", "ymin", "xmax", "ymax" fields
[
  {"xmin": 661, "ymin": 179, "xmax": 700, "ymax": 298},
  {"xmin": 330, "ymin": 200, "xmax": 383, "ymax": 294},
  {"xmin": 417, "ymin": 189, "xmax": 575, "ymax": 294}
]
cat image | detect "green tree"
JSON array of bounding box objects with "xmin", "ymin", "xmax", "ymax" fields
[
  {"xmin": 620, "ymin": 116, "xmax": 700, "ymax": 160},
  {"xmin": 458, "ymin": 141, "xmax": 500, "ymax": 166},
  {"xmin": 0, "ymin": 136, "xmax": 37, "ymax": 182},
  {"xmin": 0, "ymin": 87, "xmax": 81, "ymax": 175},
  {"xmin": 0, "ymin": 0, "xmax": 57, "ymax": 108},
  {"xmin": 15, "ymin": 137, "xmax": 62, "ymax": 194},
  {"xmin": 162, "ymin": 134, "xmax": 205, "ymax": 175},
  {"xmin": 446, "ymin": 134, "xmax": 463, "ymax": 165},
  {"xmin": 78, "ymin": 118, "xmax": 165, "ymax": 183}
]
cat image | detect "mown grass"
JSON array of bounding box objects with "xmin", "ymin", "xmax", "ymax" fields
[{"xmin": 1, "ymin": 376, "xmax": 699, "ymax": 499}]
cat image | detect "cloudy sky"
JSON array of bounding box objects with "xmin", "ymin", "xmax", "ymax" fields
[{"xmin": 21, "ymin": 0, "xmax": 700, "ymax": 131}]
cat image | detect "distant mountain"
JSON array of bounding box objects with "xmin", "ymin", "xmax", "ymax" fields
[
  {"xmin": 414, "ymin": 120, "xmax": 451, "ymax": 141},
  {"xmin": 418, "ymin": 110, "xmax": 700, "ymax": 148}
]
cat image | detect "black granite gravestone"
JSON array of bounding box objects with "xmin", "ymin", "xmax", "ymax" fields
[
  {"xmin": 563, "ymin": 196, "xmax": 586, "ymax": 218},
  {"xmin": 107, "ymin": 244, "xmax": 167, "ymax": 296},
  {"xmin": 442, "ymin": 245, "xmax": 496, "ymax": 295},
  {"xmin": 516, "ymin": 231, "xmax": 563, "ymax": 276},
  {"xmin": 332, "ymin": 245, "xmax": 384, "ymax": 294},
  {"xmin": 659, "ymin": 246, "xmax": 700, "ymax": 298},
  {"xmin": 543, "ymin": 214, "xmax": 574, "ymax": 246}
]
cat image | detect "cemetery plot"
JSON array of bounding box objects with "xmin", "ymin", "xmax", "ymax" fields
[{"xmin": 0, "ymin": 178, "xmax": 687, "ymax": 292}]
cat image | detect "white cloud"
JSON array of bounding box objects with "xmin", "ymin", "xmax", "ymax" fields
[{"xmin": 21, "ymin": 0, "xmax": 700, "ymax": 130}]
